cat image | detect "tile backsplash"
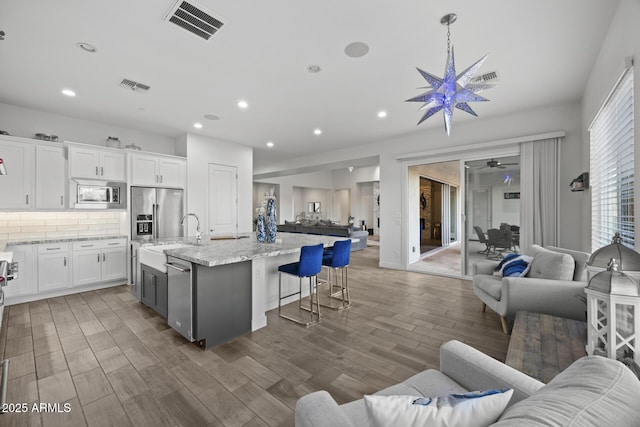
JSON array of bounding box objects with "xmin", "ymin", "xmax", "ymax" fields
[{"xmin": 0, "ymin": 211, "xmax": 127, "ymax": 241}]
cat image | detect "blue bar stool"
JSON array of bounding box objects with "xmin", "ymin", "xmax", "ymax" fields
[
  {"xmin": 278, "ymin": 243, "xmax": 324, "ymax": 325},
  {"xmin": 321, "ymin": 239, "xmax": 351, "ymax": 310}
]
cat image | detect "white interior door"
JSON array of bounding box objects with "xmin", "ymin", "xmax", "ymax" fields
[{"xmin": 208, "ymin": 164, "xmax": 238, "ymax": 235}]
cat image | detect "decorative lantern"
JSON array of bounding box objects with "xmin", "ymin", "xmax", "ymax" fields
[
  {"xmin": 585, "ymin": 258, "xmax": 640, "ymax": 365},
  {"xmin": 586, "ymin": 233, "xmax": 640, "ymax": 281}
]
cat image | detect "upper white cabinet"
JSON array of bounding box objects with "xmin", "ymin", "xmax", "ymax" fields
[
  {"xmin": 130, "ymin": 153, "xmax": 186, "ymax": 188},
  {"xmin": 35, "ymin": 145, "xmax": 66, "ymax": 209},
  {"xmin": 0, "ymin": 138, "xmax": 35, "ymax": 209},
  {"xmin": 69, "ymin": 145, "xmax": 126, "ymax": 181}
]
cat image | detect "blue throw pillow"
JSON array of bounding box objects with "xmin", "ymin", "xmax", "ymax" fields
[
  {"xmin": 494, "ymin": 253, "xmax": 520, "ymax": 271},
  {"xmin": 494, "ymin": 254, "xmax": 534, "ymax": 278}
]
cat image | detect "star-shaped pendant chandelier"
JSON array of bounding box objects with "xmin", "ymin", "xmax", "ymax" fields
[{"xmin": 406, "ymin": 13, "xmax": 495, "ymax": 136}]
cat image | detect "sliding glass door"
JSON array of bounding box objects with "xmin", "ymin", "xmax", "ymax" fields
[{"xmin": 464, "ymin": 155, "xmax": 520, "ymax": 275}]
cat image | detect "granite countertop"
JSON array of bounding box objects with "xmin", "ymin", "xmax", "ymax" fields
[
  {"xmin": 163, "ymin": 233, "xmax": 345, "ymax": 267},
  {"xmin": 5, "ymin": 235, "xmax": 129, "ymax": 247}
]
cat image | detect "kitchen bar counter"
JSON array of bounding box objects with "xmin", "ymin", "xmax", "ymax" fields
[
  {"xmin": 163, "ymin": 233, "xmax": 342, "ymax": 267},
  {"xmin": 150, "ymin": 233, "xmax": 355, "ymax": 347}
]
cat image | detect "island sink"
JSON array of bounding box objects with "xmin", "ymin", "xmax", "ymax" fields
[{"xmin": 138, "ymin": 243, "xmax": 192, "ymax": 273}]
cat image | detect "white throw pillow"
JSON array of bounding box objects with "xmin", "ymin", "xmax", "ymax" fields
[{"xmin": 364, "ymin": 388, "xmax": 513, "ymax": 427}]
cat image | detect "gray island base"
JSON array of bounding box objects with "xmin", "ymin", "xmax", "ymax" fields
[{"xmin": 161, "ymin": 233, "xmax": 350, "ymax": 349}]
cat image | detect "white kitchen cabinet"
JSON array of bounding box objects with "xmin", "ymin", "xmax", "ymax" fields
[
  {"xmin": 38, "ymin": 243, "xmax": 71, "ymax": 292},
  {"xmin": 3, "ymin": 245, "xmax": 37, "ymax": 299},
  {"xmin": 68, "ymin": 145, "xmax": 125, "ymax": 181},
  {"xmin": 71, "ymin": 239, "xmax": 127, "ymax": 286},
  {"xmin": 0, "ymin": 138, "xmax": 35, "ymax": 209},
  {"xmin": 102, "ymin": 246, "xmax": 127, "ymax": 282},
  {"xmin": 157, "ymin": 158, "xmax": 185, "ymax": 187},
  {"xmin": 35, "ymin": 144, "xmax": 66, "ymax": 209},
  {"xmin": 130, "ymin": 153, "xmax": 186, "ymax": 188},
  {"xmin": 72, "ymin": 244, "xmax": 102, "ymax": 287}
]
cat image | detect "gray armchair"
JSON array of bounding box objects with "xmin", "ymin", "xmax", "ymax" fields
[{"xmin": 472, "ymin": 245, "xmax": 591, "ymax": 334}]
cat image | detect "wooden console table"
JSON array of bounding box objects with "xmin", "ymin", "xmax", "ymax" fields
[{"xmin": 505, "ymin": 311, "xmax": 587, "ymax": 383}]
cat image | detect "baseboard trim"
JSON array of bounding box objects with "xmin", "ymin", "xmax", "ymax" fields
[{"xmin": 378, "ymin": 262, "xmax": 403, "ymax": 270}]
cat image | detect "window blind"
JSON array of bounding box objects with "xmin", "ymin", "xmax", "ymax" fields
[{"xmin": 590, "ymin": 68, "xmax": 634, "ymax": 251}]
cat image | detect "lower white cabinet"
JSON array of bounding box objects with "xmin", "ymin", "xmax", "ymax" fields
[
  {"xmin": 72, "ymin": 239, "xmax": 127, "ymax": 286},
  {"xmin": 4, "ymin": 238, "xmax": 128, "ymax": 303},
  {"xmin": 3, "ymin": 244, "xmax": 37, "ymax": 299},
  {"xmin": 72, "ymin": 248, "xmax": 102, "ymax": 287},
  {"xmin": 102, "ymin": 246, "xmax": 127, "ymax": 282},
  {"xmin": 38, "ymin": 243, "xmax": 71, "ymax": 292}
]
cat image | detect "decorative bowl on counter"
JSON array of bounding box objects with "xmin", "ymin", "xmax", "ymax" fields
[{"xmin": 124, "ymin": 143, "xmax": 142, "ymax": 150}]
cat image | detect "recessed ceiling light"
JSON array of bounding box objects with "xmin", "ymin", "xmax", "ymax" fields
[
  {"xmin": 377, "ymin": 110, "xmax": 387, "ymax": 118},
  {"xmin": 62, "ymin": 89, "xmax": 76, "ymax": 97},
  {"xmin": 266, "ymin": 141, "xmax": 274, "ymax": 147},
  {"xmin": 307, "ymin": 65, "xmax": 321, "ymax": 73},
  {"xmin": 76, "ymin": 42, "xmax": 97, "ymax": 53},
  {"xmin": 314, "ymin": 129, "xmax": 322, "ymax": 136},
  {"xmin": 345, "ymin": 41, "xmax": 369, "ymax": 58},
  {"xmin": 193, "ymin": 123, "xmax": 203, "ymax": 129},
  {"xmin": 238, "ymin": 100, "xmax": 248, "ymax": 109},
  {"xmin": 204, "ymin": 114, "xmax": 220, "ymax": 121}
]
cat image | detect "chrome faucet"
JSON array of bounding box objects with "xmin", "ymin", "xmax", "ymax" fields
[{"xmin": 180, "ymin": 213, "xmax": 202, "ymax": 244}]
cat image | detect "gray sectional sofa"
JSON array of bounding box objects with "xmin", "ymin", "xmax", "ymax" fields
[
  {"xmin": 277, "ymin": 220, "xmax": 368, "ymax": 250},
  {"xmin": 295, "ymin": 340, "xmax": 640, "ymax": 427}
]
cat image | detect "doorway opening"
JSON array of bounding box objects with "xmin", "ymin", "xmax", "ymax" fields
[
  {"xmin": 419, "ymin": 177, "xmax": 443, "ymax": 254},
  {"xmin": 408, "ymin": 161, "xmax": 461, "ymax": 276}
]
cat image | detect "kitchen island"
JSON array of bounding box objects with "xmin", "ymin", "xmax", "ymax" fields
[{"xmin": 154, "ymin": 233, "xmax": 349, "ymax": 348}]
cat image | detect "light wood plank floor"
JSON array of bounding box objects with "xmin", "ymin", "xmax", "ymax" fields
[{"xmin": 0, "ymin": 246, "xmax": 508, "ymax": 426}]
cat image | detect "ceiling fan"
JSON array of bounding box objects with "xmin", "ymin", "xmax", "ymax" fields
[{"xmin": 477, "ymin": 158, "xmax": 519, "ymax": 169}]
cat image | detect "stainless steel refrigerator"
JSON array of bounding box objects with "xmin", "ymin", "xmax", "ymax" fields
[
  {"xmin": 131, "ymin": 187, "xmax": 185, "ymax": 241},
  {"xmin": 130, "ymin": 187, "xmax": 184, "ymax": 299}
]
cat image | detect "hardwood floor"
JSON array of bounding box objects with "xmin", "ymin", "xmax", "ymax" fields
[{"xmin": 0, "ymin": 246, "xmax": 509, "ymax": 426}]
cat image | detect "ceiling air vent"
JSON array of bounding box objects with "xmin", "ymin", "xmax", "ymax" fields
[
  {"xmin": 470, "ymin": 70, "xmax": 500, "ymax": 84},
  {"xmin": 164, "ymin": 0, "xmax": 225, "ymax": 41},
  {"xmin": 119, "ymin": 79, "xmax": 151, "ymax": 93}
]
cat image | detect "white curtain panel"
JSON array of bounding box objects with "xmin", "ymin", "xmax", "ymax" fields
[{"xmin": 520, "ymin": 137, "xmax": 561, "ymax": 251}]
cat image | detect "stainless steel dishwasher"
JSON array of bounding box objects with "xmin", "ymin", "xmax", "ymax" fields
[{"xmin": 165, "ymin": 256, "xmax": 194, "ymax": 342}]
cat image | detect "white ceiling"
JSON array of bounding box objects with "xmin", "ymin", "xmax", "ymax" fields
[{"xmin": 0, "ymin": 1, "xmax": 619, "ymax": 168}]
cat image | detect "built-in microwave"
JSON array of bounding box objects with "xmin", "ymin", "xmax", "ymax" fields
[{"xmin": 71, "ymin": 180, "xmax": 127, "ymax": 209}]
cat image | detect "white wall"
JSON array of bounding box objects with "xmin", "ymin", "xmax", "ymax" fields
[
  {"xmin": 295, "ymin": 187, "xmax": 332, "ymax": 219},
  {"xmin": 491, "ymin": 184, "xmax": 521, "ymax": 228},
  {"xmin": 333, "ymin": 189, "xmax": 351, "ymax": 225},
  {"xmin": 332, "ymin": 165, "xmax": 380, "ymax": 227},
  {"xmin": 253, "ymin": 182, "xmax": 280, "ymax": 227},
  {"xmin": 254, "ymin": 170, "xmax": 334, "ymax": 222},
  {"xmin": 0, "ymin": 102, "xmax": 176, "ymax": 155},
  {"xmin": 581, "ymin": 0, "xmax": 640, "ymax": 251},
  {"xmin": 357, "ymin": 182, "xmax": 374, "ymax": 229},
  {"xmin": 178, "ymin": 133, "xmax": 253, "ymax": 236}
]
